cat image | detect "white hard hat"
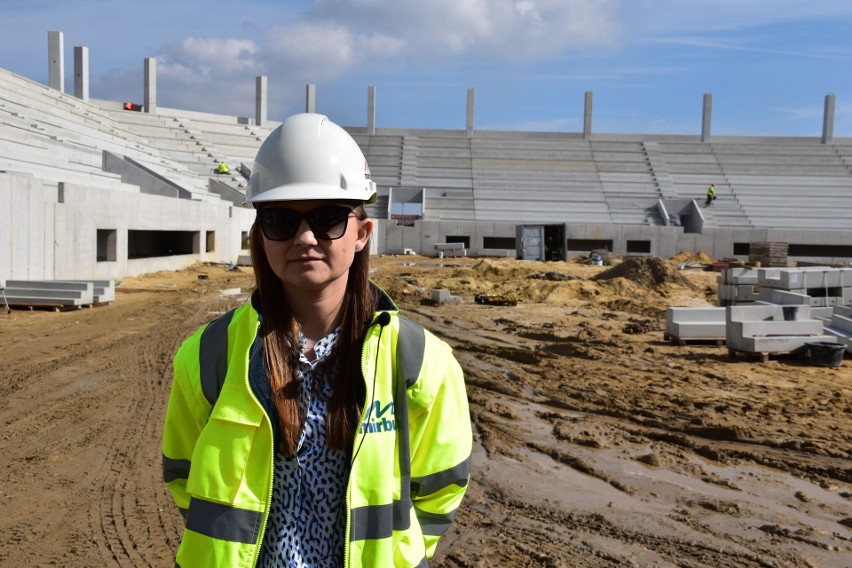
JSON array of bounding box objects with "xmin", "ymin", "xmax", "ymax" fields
[{"xmin": 245, "ymin": 113, "xmax": 377, "ymax": 205}]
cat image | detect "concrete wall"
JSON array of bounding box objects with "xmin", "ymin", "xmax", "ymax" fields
[
  {"xmin": 0, "ymin": 172, "xmax": 254, "ymax": 284},
  {"xmin": 374, "ymin": 219, "xmax": 852, "ymax": 265}
]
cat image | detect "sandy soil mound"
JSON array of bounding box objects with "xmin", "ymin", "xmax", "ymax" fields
[
  {"xmin": 670, "ymin": 250, "xmax": 715, "ymax": 264},
  {"xmin": 593, "ymin": 256, "xmax": 694, "ymax": 289}
]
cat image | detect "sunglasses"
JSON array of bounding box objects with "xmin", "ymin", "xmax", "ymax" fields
[{"xmin": 257, "ymin": 205, "xmax": 357, "ymax": 241}]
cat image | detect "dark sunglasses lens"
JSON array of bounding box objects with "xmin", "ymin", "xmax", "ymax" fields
[
  {"xmin": 307, "ymin": 207, "xmax": 352, "ymax": 240},
  {"xmin": 260, "ymin": 209, "xmax": 300, "ymax": 241}
]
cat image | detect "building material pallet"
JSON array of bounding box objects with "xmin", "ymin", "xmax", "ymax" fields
[
  {"xmin": 663, "ymin": 333, "xmax": 725, "ymax": 347},
  {"xmin": 727, "ymin": 348, "xmax": 799, "ymax": 364}
]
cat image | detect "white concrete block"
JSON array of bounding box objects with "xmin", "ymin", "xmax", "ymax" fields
[
  {"xmin": 666, "ymin": 307, "xmax": 725, "ymax": 325},
  {"xmin": 732, "ymin": 334, "xmax": 838, "ymax": 354},
  {"xmin": 758, "ymin": 288, "xmax": 810, "ymax": 305},
  {"xmin": 722, "ymin": 267, "xmax": 759, "ymax": 285},
  {"xmin": 810, "ymin": 307, "xmax": 835, "ymax": 321},
  {"xmin": 431, "ymin": 289, "xmax": 450, "ymax": 302},
  {"xmin": 777, "ymin": 268, "xmax": 852, "ymax": 289},
  {"xmin": 830, "ymin": 314, "xmax": 852, "ymax": 334},
  {"xmin": 670, "ymin": 321, "xmax": 726, "ymax": 340},
  {"xmin": 757, "ymin": 268, "xmax": 783, "ymax": 287},
  {"xmin": 726, "ymin": 304, "xmax": 829, "ymax": 353},
  {"xmin": 735, "ymin": 320, "xmax": 824, "ymax": 337}
]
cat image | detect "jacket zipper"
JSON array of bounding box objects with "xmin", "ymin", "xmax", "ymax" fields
[
  {"xmin": 344, "ymin": 318, "xmax": 376, "ymax": 568},
  {"xmin": 249, "ymin": 319, "xmax": 274, "ymax": 568}
]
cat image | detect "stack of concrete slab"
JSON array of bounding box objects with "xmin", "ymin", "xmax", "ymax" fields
[
  {"xmin": 756, "ymin": 267, "xmax": 852, "ymax": 307},
  {"xmin": 716, "ymin": 267, "xmax": 759, "ymax": 306},
  {"xmin": 664, "ymin": 307, "xmax": 726, "ymax": 344},
  {"xmin": 726, "ymin": 304, "xmax": 837, "ymax": 361},
  {"xmin": 3, "ymin": 279, "xmax": 115, "ymax": 309},
  {"xmin": 434, "ymin": 242, "xmax": 467, "ymax": 258},
  {"xmin": 85, "ymin": 280, "xmax": 116, "ymax": 303},
  {"xmin": 824, "ymin": 305, "xmax": 852, "ymax": 353}
]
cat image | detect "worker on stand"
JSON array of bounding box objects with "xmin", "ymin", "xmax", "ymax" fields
[
  {"xmin": 216, "ymin": 161, "xmax": 230, "ymax": 174},
  {"xmin": 162, "ymin": 113, "xmax": 472, "ymax": 567},
  {"xmin": 705, "ymin": 182, "xmax": 716, "ymax": 207}
]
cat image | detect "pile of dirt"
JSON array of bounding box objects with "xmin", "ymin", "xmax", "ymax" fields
[
  {"xmin": 669, "ymin": 250, "xmax": 714, "ymax": 264},
  {"xmin": 593, "ymin": 256, "xmax": 692, "ymax": 289}
]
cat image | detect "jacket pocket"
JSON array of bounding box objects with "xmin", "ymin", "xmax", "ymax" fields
[{"xmin": 186, "ymin": 401, "xmax": 263, "ymax": 505}]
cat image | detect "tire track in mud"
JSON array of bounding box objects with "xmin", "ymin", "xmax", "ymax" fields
[
  {"xmin": 87, "ymin": 294, "xmax": 247, "ymax": 567},
  {"xmin": 89, "ymin": 328, "xmax": 160, "ymax": 567},
  {"xmin": 431, "ymin": 309, "xmax": 852, "ymax": 483}
]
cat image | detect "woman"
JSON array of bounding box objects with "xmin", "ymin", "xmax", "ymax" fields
[{"xmin": 162, "ymin": 113, "xmax": 472, "ymax": 567}]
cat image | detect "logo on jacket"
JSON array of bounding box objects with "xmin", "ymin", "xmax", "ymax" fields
[{"xmin": 359, "ymin": 400, "xmax": 396, "ymax": 434}]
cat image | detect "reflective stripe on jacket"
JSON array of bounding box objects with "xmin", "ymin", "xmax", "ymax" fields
[{"xmin": 162, "ymin": 288, "xmax": 472, "ymax": 567}]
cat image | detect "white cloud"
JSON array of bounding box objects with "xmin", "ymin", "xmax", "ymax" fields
[
  {"xmin": 308, "ymin": 0, "xmax": 623, "ymax": 61},
  {"xmin": 260, "ymin": 21, "xmax": 404, "ymax": 81},
  {"xmin": 158, "ymin": 37, "xmax": 259, "ymax": 80}
]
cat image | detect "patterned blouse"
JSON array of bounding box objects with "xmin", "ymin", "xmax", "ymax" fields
[{"xmin": 254, "ymin": 328, "xmax": 351, "ymax": 568}]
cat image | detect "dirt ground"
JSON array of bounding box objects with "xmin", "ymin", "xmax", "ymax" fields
[{"xmin": 0, "ymin": 254, "xmax": 850, "ymax": 567}]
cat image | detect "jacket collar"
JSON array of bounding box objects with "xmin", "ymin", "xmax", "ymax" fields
[{"xmin": 249, "ymin": 282, "xmax": 398, "ymax": 320}]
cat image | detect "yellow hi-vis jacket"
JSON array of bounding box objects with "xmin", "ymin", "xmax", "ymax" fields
[{"xmin": 162, "ymin": 288, "xmax": 472, "ymax": 567}]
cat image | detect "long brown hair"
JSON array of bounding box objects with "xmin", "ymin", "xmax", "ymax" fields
[{"xmin": 249, "ymin": 205, "xmax": 375, "ymax": 455}]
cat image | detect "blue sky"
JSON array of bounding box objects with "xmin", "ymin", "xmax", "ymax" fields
[{"xmin": 2, "ymin": 0, "xmax": 851, "ymax": 136}]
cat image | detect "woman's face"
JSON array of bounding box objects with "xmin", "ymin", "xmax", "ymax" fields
[{"xmin": 258, "ymin": 200, "xmax": 373, "ymax": 295}]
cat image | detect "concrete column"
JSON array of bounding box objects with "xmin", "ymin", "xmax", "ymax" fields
[
  {"xmin": 583, "ymin": 90, "xmax": 593, "ymax": 140},
  {"xmin": 144, "ymin": 57, "xmax": 157, "ymax": 113},
  {"xmin": 73, "ymin": 46, "xmax": 89, "ymax": 100},
  {"xmin": 466, "ymin": 87, "xmax": 474, "ymax": 135},
  {"xmin": 305, "ymin": 83, "xmax": 316, "ymax": 113},
  {"xmin": 255, "ymin": 75, "xmax": 267, "ymax": 126},
  {"xmin": 367, "ymin": 85, "xmax": 377, "ymax": 134},
  {"xmin": 822, "ymin": 93, "xmax": 835, "ymax": 144},
  {"xmin": 701, "ymin": 92, "xmax": 713, "ymax": 142},
  {"xmin": 48, "ymin": 30, "xmax": 64, "ymax": 92}
]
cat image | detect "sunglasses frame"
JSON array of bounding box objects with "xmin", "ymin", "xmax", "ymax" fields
[{"xmin": 257, "ymin": 205, "xmax": 357, "ymax": 242}]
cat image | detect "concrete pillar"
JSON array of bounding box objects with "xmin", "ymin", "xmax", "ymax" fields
[
  {"xmin": 701, "ymin": 92, "xmax": 713, "ymax": 142},
  {"xmin": 73, "ymin": 46, "xmax": 89, "ymax": 101},
  {"xmin": 305, "ymin": 83, "xmax": 316, "ymax": 113},
  {"xmin": 255, "ymin": 75, "xmax": 267, "ymax": 126},
  {"xmin": 583, "ymin": 90, "xmax": 593, "ymax": 140},
  {"xmin": 367, "ymin": 85, "xmax": 376, "ymax": 134},
  {"xmin": 822, "ymin": 93, "xmax": 835, "ymax": 144},
  {"xmin": 466, "ymin": 87, "xmax": 474, "ymax": 135},
  {"xmin": 144, "ymin": 57, "xmax": 157, "ymax": 113},
  {"xmin": 48, "ymin": 30, "xmax": 64, "ymax": 92}
]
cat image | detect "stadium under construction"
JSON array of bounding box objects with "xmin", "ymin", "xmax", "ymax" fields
[{"xmin": 2, "ymin": 30, "xmax": 851, "ymax": 286}]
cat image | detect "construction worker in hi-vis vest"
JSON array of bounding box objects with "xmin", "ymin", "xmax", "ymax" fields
[{"xmin": 163, "ymin": 113, "xmax": 472, "ymax": 567}]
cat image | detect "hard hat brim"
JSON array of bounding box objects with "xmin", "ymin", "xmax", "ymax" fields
[{"xmin": 243, "ymin": 182, "xmax": 377, "ymax": 205}]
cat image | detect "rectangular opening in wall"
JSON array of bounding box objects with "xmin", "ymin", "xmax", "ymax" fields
[
  {"xmin": 96, "ymin": 229, "xmax": 117, "ymax": 262},
  {"xmin": 206, "ymin": 231, "xmax": 215, "ymax": 253},
  {"xmin": 483, "ymin": 236, "xmax": 516, "ymax": 249},
  {"xmin": 241, "ymin": 231, "xmax": 249, "ymax": 250},
  {"xmin": 128, "ymin": 230, "xmax": 195, "ymax": 259},
  {"xmin": 733, "ymin": 242, "xmax": 750, "ymax": 256},
  {"xmin": 626, "ymin": 240, "xmax": 651, "ymax": 254},
  {"xmin": 566, "ymin": 239, "xmax": 613, "ymax": 253},
  {"xmin": 806, "ymin": 287, "xmax": 842, "ymax": 298},
  {"xmin": 788, "ymin": 244, "xmax": 852, "ymax": 258},
  {"xmin": 446, "ymin": 235, "xmax": 470, "ymax": 248}
]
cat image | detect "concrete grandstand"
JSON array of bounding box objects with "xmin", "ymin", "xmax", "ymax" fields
[{"xmin": 2, "ymin": 31, "xmax": 851, "ymax": 285}]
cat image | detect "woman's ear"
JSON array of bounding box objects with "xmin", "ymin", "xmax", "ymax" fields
[{"xmin": 355, "ymin": 218, "xmax": 374, "ymax": 252}]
